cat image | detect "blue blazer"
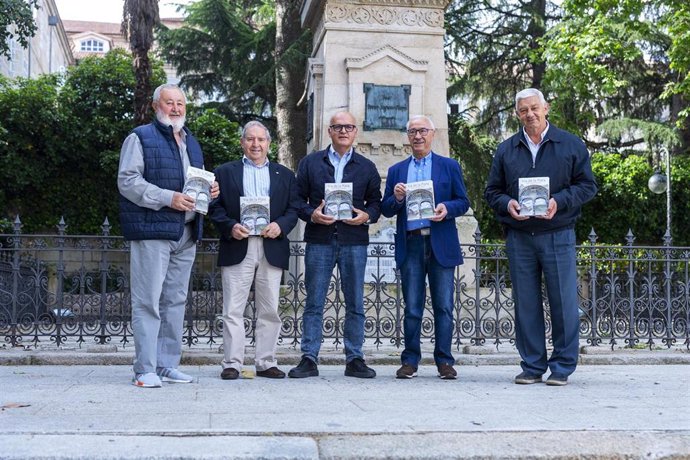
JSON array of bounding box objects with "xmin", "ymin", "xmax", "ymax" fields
[{"xmin": 381, "ymin": 152, "xmax": 471, "ymax": 268}]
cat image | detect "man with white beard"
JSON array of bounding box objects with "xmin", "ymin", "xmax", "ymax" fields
[{"xmin": 118, "ymin": 83, "xmax": 218, "ymax": 388}]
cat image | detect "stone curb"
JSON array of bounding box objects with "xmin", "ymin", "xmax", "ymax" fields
[
  {"xmin": 0, "ymin": 431, "xmax": 688, "ymax": 459},
  {"xmin": 1, "ymin": 347, "xmax": 688, "ymax": 366}
]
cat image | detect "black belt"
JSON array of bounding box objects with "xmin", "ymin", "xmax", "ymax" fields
[{"xmin": 407, "ymin": 228, "xmax": 430, "ymax": 236}]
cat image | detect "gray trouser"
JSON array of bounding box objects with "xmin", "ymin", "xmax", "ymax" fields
[{"xmin": 130, "ymin": 225, "xmax": 196, "ymax": 374}]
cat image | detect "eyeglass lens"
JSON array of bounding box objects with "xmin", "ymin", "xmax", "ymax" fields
[{"xmin": 330, "ymin": 124, "xmax": 356, "ymax": 132}]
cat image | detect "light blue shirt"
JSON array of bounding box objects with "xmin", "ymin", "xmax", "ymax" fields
[
  {"xmin": 242, "ymin": 156, "xmax": 270, "ymax": 197},
  {"xmin": 406, "ymin": 152, "xmax": 432, "ymax": 231},
  {"xmin": 328, "ymin": 146, "xmax": 353, "ymax": 183}
]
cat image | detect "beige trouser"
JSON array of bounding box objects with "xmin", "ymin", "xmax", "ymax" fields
[{"xmin": 220, "ymin": 237, "xmax": 282, "ymax": 372}]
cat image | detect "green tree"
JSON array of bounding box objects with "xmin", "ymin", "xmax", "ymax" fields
[
  {"xmin": 0, "ymin": 0, "xmax": 38, "ymax": 58},
  {"xmin": 448, "ymin": 115, "xmax": 499, "ymax": 240},
  {"xmin": 445, "ymin": 0, "xmax": 561, "ymax": 135},
  {"xmin": 577, "ymin": 153, "xmax": 690, "ymax": 245},
  {"xmin": 185, "ymin": 106, "xmax": 243, "ymax": 169},
  {"xmin": 157, "ymin": 0, "xmax": 276, "ymax": 120},
  {"xmin": 157, "ymin": 0, "xmax": 310, "ymax": 168},
  {"xmin": 541, "ymin": 0, "xmax": 689, "ymax": 152},
  {"xmin": 0, "ymin": 49, "xmax": 243, "ymax": 234}
]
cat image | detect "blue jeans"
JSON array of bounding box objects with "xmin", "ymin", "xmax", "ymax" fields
[
  {"xmin": 400, "ymin": 235, "xmax": 456, "ymax": 367},
  {"xmin": 301, "ymin": 241, "xmax": 367, "ymax": 363},
  {"xmin": 506, "ymin": 228, "xmax": 579, "ymax": 377}
]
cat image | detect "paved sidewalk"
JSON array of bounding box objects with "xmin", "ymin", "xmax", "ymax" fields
[{"xmin": 0, "ymin": 347, "xmax": 689, "ymax": 459}]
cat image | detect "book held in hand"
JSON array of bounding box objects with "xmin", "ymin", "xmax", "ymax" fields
[
  {"xmin": 324, "ymin": 183, "xmax": 353, "ymax": 220},
  {"xmin": 518, "ymin": 177, "xmax": 550, "ymax": 217},
  {"xmin": 406, "ymin": 180, "xmax": 435, "ymax": 221},
  {"xmin": 240, "ymin": 196, "xmax": 270, "ymax": 236},
  {"xmin": 182, "ymin": 166, "xmax": 215, "ymax": 215}
]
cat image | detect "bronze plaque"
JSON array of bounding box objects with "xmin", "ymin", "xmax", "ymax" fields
[{"xmin": 363, "ymin": 84, "xmax": 411, "ymax": 131}]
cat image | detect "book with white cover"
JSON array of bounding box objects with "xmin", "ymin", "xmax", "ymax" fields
[
  {"xmin": 240, "ymin": 196, "xmax": 270, "ymax": 235},
  {"xmin": 518, "ymin": 177, "xmax": 550, "ymax": 217},
  {"xmin": 324, "ymin": 182, "xmax": 353, "ymax": 220},
  {"xmin": 182, "ymin": 166, "xmax": 215, "ymax": 215},
  {"xmin": 406, "ymin": 180, "xmax": 435, "ymax": 221}
]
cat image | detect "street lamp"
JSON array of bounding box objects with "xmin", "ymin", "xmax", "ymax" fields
[
  {"xmin": 47, "ymin": 15, "xmax": 58, "ymax": 73},
  {"xmin": 648, "ymin": 148, "xmax": 671, "ymax": 239}
]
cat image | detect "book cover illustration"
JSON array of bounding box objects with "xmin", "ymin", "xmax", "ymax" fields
[
  {"xmin": 406, "ymin": 180, "xmax": 435, "ymax": 221},
  {"xmin": 518, "ymin": 177, "xmax": 550, "ymax": 217},
  {"xmin": 324, "ymin": 182, "xmax": 353, "ymax": 220},
  {"xmin": 182, "ymin": 166, "xmax": 215, "ymax": 215},
  {"xmin": 240, "ymin": 196, "xmax": 271, "ymax": 236}
]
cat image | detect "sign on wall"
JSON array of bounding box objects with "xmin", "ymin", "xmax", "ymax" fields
[{"xmin": 363, "ymin": 83, "xmax": 411, "ymax": 131}]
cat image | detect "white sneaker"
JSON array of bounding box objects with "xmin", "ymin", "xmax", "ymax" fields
[
  {"xmin": 132, "ymin": 372, "xmax": 162, "ymax": 388},
  {"xmin": 157, "ymin": 367, "xmax": 194, "ymax": 383}
]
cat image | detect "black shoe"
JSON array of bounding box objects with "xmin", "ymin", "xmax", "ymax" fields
[
  {"xmin": 545, "ymin": 373, "xmax": 568, "ymax": 386},
  {"xmin": 514, "ymin": 371, "xmax": 543, "ymax": 384},
  {"xmin": 344, "ymin": 357, "xmax": 376, "ymax": 378},
  {"xmin": 220, "ymin": 367, "xmax": 239, "ymax": 380},
  {"xmin": 396, "ymin": 364, "xmax": 418, "ymax": 379},
  {"xmin": 437, "ymin": 363, "xmax": 457, "ymax": 380},
  {"xmin": 288, "ymin": 357, "xmax": 319, "ymax": 378},
  {"xmin": 256, "ymin": 367, "xmax": 286, "ymax": 379}
]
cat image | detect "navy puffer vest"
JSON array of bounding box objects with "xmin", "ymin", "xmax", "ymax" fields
[{"xmin": 119, "ymin": 119, "xmax": 204, "ymax": 241}]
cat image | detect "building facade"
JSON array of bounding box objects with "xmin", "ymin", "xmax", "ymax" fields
[{"xmin": 0, "ymin": 0, "xmax": 74, "ymax": 78}]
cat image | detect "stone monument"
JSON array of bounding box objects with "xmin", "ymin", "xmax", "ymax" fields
[{"xmin": 299, "ymin": 0, "xmax": 478, "ymax": 285}]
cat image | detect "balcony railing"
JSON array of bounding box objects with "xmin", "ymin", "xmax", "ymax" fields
[{"xmin": 1, "ymin": 218, "xmax": 688, "ymax": 350}]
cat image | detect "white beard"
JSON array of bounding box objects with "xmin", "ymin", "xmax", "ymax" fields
[{"xmin": 156, "ymin": 112, "xmax": 186, "ymax": 133}]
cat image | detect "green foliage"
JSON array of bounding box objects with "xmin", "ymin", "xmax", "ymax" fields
[
  {"xmin": 661, "ymin": 0, "xmax": 690, "ymax": 125},
  {"xmin": 156, "ymin": 0, "xmax": 277, "ymax": 121},
  {"xmin": 540, "ymin": 0, "xmax": 683, "ymax": 145},
  {"xmin": 448, "ymin": 115, "xmax": 499, "ymax": 239},
  {"xmin": 444, "ymin": 0, "xmax": 559, "ymax": 135},
  {"xmin": 0, "ymin": 48, "xmax": 243, "ymax": 235},
  {"xmin": 185, "ymin": 107, "xmax": 243, "ymax": 170},
  {"xmin": 0, "ymin": 50, "xmax": 161, "ymax": 234},
  {"xmin": 0, "ymin": 0, "xmax": 38, "ymax": 58},
  {"xmin": 577, "ymin": 153, "xmax": 690, "ymax": 245}
]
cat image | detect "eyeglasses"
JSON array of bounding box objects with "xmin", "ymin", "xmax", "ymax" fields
[
  {"xmin": 406, "ymin": 128, "xmax": 434, "ymax": 137},
  {"xmin": 329, "ymin": 124, "xmax": 357, "ymax": 133}
]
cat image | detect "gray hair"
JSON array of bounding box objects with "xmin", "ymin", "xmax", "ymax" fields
[
  {"xmin": 406, "ymin": 115, "xmax": 435, "ymax": 130},
  {"xmin": 515, "ymin": 88, "xmax": 547, "ymax": 110},
  {"xmin": 152, "ymin": 83, "xmax": 187, "ymax": 104},
  {"xmin": 241, "ymin": 120, "xmax": 272, "ymax": 142}
]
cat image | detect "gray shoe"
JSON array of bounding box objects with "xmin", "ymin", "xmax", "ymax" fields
[
  {"xmin": 514, "ymin": 371, "xmax": 543, "ymax": 384},
  {"xmin": 545, "ymin": 373, "xmax": 568, "ymax": 386},
  {"xmin": 157, "ymin": 367, "xmax": 194, "ymax": 383},
  {"xmin": 132, "ymin": 372, "xmax": 162, "ymax": 388}
]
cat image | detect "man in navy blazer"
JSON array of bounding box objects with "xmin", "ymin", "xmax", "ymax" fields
[
  {"xmin": 381, "ymin": 115, "xmax": 471, "ymax": 380},
  {"xmin": 209, "ymin": 121, "xmax": 299, "ymax": 381},
  {"xmin": 288, "ymin": 111, "xmax": 382, "ymax": 380},
  {"xmin": 484, "ymin": 88, "xmax": 597, "ymax": 386}
]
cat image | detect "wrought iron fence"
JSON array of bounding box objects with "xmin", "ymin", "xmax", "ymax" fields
[{"xmin": 1, "ymin": 218, "xmax": 688, "ymax": 350}]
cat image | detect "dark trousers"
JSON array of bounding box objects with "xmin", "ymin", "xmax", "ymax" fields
[
  {"xmin": 506, "ymin": 228, "xmax": 580, "ymax": 376},
  {"xmin": 399, "ymin": 234, "xmax": 456, "ymax": 367}
]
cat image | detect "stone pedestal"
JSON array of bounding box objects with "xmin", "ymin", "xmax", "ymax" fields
[
  {"xmin": 301, "ymin": 0, "xmax": 450, "ymax": 168},
  {"xmin": 300, "ymin": 0, "xmax": 478, "ymax": 284}
]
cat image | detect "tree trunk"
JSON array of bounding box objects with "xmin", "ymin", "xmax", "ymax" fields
[
  {"xmin": 122, "ymin": 0, "xmax": 159, "ymax": 126},
  {"xmin": 274, "ymin": 0, "xmax": 307, "ymax": 171},
  {"xmin": 527, "ymin": 0, "xmax": 546, "ymax": 89}
]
